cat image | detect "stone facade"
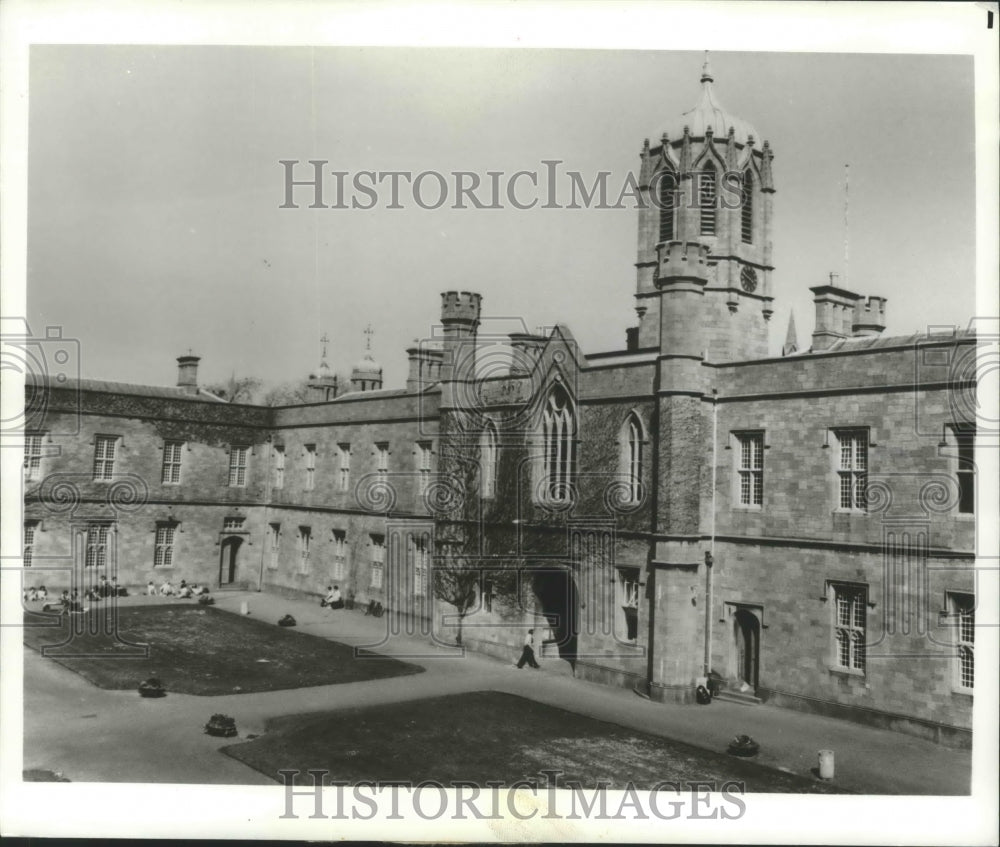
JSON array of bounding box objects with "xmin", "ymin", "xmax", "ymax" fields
[{"xmin": 21, "ymin": 63, "xmax": 978, "ymax": 747}]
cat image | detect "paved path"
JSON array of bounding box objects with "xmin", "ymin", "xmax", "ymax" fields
[{"xmin": 23, "ymin": 591, "xmax": 970, "ymax": 793}]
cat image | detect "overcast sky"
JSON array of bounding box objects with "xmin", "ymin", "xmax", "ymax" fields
[{"xmin": 27, "ymin": 47, "xmax": 976, "ymax": 391}]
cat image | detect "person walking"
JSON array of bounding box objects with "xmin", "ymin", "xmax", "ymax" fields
[{"xmin": 516, "ymin": 628, "xmax": 541, "ymax": 669}]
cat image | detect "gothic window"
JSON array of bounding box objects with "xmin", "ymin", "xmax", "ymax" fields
[
  {"xmin": 228, "ymin": 445, "xmax": 249, "ymax": 487},
  {"xmin": 93, "ymin": 435, "xmax": 118, "ymax": 481},
  {"xmin": 417, "ymin": 442, "xmax": 433, "ymax": 494},
  {"xmin": 338, "ymin": 443, "xmax": 351, "ymax": 492},
  {"xmin": 736, "ymin": 431, "xmax": 764, "ymax": 507},
  {"xmin": 154, "ymin": 522, "xmax": 176, "ymax": 568},
  {"xmin": 304, "ymin": 444, "xmax": 316, "ymax": 491},
  {"xmin": 370, "ymin": 535, "xmax": 385, "ymax": 589},
  {"xmin": 952, "ymin": 425, "xmax": 975, "ymax": 515},
  {"xmin": 741, "ymin": 170, "xmax": 754, "ymax": 244},
  {"xmin": 949, "ymin": 593, "xmax": 974, "ymax": 691},
  {"xmin": 657, "ymin": 168, "xmax": 677, "ymax": 242},
  {"xmin": 24, "ymin": 433, "xmax": 45, "ymax": 481},
  {"xmin": 162, "ymin": 440, "xmax": 183, "ymax": 484},
  {"xmin": 413, "ymin": 536, "xmax": 430, "ymax": 597},
  {"xmin": 24, "ymin": 521, "xmax": 39, "ymax": 567},
  {"xmin": 298, "ymin": 526, "xmax": 311, "ymax": 574},
  {"xmin": 618, "ymin": 567, "xmax": 640, "ymax": 642},
  {"xmin": 698, "ymin": 161, "xmax": 717, "ymax": 236},
  {"xmin": 830, "ymin": 582, "xmax": 867, "ymax": 673},
  {"xmin": 267, "ymin": 523, "xmax": 280, "ymax": 569},
  {"xmin": 542, "ymin": 386, "xmax": 575, "ymax": 502},
  {"xmin": 332, "ymin": 530, "xmax": 347, "ymax": 579},
  {"xmin": 273, "ymin": 445, "xmax": 285, "ymax": 489},
  {"xmin": 836, "ymin": 429, "xmax": 868, "ymax": 512},
  {"xmin": 620, "ymin": 414, "xmax": 644, "ymax": 504},
  {"xmin": 481, "ymin": 421, "xmax": 498, "ymax": 499},
  {"xmin": 376, "ymin": 442, "xmax": 389, "ymax": 480}
]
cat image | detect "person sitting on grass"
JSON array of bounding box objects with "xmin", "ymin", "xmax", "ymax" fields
[
  {"xmin": 323, "ymin": 585, "xmax": 343, "ymax": 610},
  {"xmin": 24, "ymin": 586, "xmax": 37, "ymax": 602},
  {"xmin": 146, "ymin": 581, "xmax": 157, "ymax": 596},
  {"xmin": 37, "ymin": 585, "xmax": 48, "ymax": 601},
  {"xmin": 159, "ymin": 580, "xmax": 175, "ymax": 596}
]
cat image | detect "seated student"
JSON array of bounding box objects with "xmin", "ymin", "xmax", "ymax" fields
[
  {"xmin": 98, "ymin": 575, "xmax": 111, "ymax": 598},
  {"xmin": 328, "ymin": 585, "xmax": 344, "ymax": 610},
  {"xmin": 146, "ymin": 581, "xmax": 157, "ymax": 596},
  {"xmin": 24, "ymin": 586, "xmax": 37, "ymax": 602},
  {"xmin": 186, "ymin": 583, "xmax": 201, "ymax": 598},
  {"xmin": 321, "ymin": 585, "xmax": 335, "ymax": 607},
  {"xmin": 177, "ymin": 580, "xmax": 194, "ymax": 599},
  {"xmin": 159, "ymin": 580, "xmax": 174, "ymax": 596},
  {"xmin": 110, "ymin": 577, "xmax": 126, "ymax": 597},
  {"xmin": 37, "ymin": 585, "xmax": 48, "ymax": 601},
  {"xmin": 84, "ymin": 586, "xmax": 100, "ymax": 601},
  {"xmin": 59, "ymin": 589, "xmax": 71, "ymax": 606}
]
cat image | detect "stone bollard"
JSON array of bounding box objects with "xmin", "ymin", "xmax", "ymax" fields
[
  {"xmin": 818, "ymin": 749, "xmax": 835, "ymax": 780},
  {"xmin": 240, "ymin": 601, "xmax": 249, "ymax": 616}
]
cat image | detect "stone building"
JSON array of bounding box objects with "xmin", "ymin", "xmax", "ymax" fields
[{"xmin": 22, "ymin": 61, "xmax": 977, "ymax": 747}]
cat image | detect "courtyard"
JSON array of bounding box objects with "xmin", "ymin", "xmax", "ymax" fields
[{"xmin": 21, "ymin": 590, "xmax": 971, "ymax": 793}]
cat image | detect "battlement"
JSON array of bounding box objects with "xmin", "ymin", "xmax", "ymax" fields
[
  {"xmin": 852, "ymin": 295, "xmax": 887, "ymax": 336},
  {"xmin": 441, "ymin": 291, "xmax": 483, "ymax": 325},
  {"xmin": 655, "ymin": 241, "xmax": 710, "ymax": 285}
]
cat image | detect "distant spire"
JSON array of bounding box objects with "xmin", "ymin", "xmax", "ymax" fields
[
  {"xmin": 363, "ymin": 323, "xmax": 374, "ymax": 356},
  {"xmin": 782, "ymin": 311, "xmax": 798, "ymax": 356},
  {"xmin": 700, "ymin": 50, "xmax": 713, "ymax": 84},
  {"xmin": 318, "ymin": 331, "xmax": 331, "ymax": 373}
]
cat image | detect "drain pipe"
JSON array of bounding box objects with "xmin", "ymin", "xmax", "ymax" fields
[{"xmin": 704, "ymin": 389, "xmax": 718, "ymax": 676}]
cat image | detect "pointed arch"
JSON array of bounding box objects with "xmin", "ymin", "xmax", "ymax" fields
[
  {"xmin": 698, "ymin": 159, "xmax": 717, "ymax": 236},
  {"xmin": 480, "ymin": 418, "xmax": 498, "ymax": 499},
  {"xmin": 741, "ymin": 169, "xmax": 754, "ymax": 244},
  {"xmin": 620, "ymin": 412, "xmax": 645, "ymax": 504},
  {"xmin": 655, "ymin": 166, "xmax": 678, "ymax": 243},
  {"xmin": 542, "ymin": 385, "xmax": 576, "ymax": 502}
]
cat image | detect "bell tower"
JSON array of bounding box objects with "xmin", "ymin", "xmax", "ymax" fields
[{"xmin": 634, "ymin": 55, "xmax": 775, "ymax": 361}]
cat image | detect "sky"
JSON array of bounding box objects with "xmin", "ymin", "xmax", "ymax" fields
[{"xmin": 27, "ymin": 47, "xmax": 976, "ymax": 392}]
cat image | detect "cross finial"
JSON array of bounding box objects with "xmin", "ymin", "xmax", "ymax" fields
[
  {"xmin": 364, "ymin": 323, "xmax": 374, "ymax": 352},
  {"xmin": 829, "ymin": 271, "xmax": 839, "ymax": 285},
  {"xmin": 320, "ymin": 332, "xmax": 330, "ymax": 360}
]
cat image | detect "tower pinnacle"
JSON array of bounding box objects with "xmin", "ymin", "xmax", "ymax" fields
[{"xmin": 700, "ymin": 51, "xmax": 713, "ymax": 84}]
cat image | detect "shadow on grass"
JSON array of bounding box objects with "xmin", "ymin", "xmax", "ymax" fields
[
  {"xmin": 22, "ymin": 604, "xmax": 424, "ymax": 695},
  {"xmin": 222, "ymin": 690, "xmax": 848, "ymax": 793}
]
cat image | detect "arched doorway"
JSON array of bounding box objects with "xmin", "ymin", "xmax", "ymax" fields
[
  {"xmin": 219, "ymin": 536, "xmax": 242, "ymax": 586},
  {"xmin": 733, "ymin": 608, "xmax": 760, "ymax": 692},
  {"xmin": 532, "ymin": 567, "xmax": 579, "ymax": 663}
]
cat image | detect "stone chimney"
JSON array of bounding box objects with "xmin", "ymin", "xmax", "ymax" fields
[
  {"xmin": 852, "ymin": 296, "xmax": 887, "ymax": 337},
  {"xmin": 809, "ymin": 283, "xmax": 862, "ymax": 351},
  {"xmin": 406, "ymin": 342, "xmax": 444, "ymax": 392},
  {"xmin": 176, "ymin": 355, "xmax": 200, "ymax": 395}
]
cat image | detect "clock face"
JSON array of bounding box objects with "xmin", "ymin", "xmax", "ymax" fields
[{"xmin": 740, "ymin": 266, "xmax": 758, "ymax": 293}]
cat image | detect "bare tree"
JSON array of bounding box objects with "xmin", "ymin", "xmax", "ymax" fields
[{"xmin": 204, "ymin": 373, "xmax": 263, "ymax": 404}]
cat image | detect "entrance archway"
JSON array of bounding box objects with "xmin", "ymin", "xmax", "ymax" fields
[
  {"xmin": 219, "ymin": 536, "xmax": 242, "ymax": 586},
  {"xmin": 733, "ymin": 608, "xmax": 760, "ymax": 692},
  {"xmin": 532, "ymin": 567, "xmax": 579, "ymax": 662}
]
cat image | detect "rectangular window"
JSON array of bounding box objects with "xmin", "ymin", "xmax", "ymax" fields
[
  {"xmin": 332, "ymin": 530, "xmax": 347, "ymax": 579},
  {"xmin": 273, "ymin": 446, "xmax": 285, "ymax": 490},
  {"xmin": 304, "ymin": 444, "xmax": 317, "ymax": 491},
  {"xmin": 370, "ymin": 534, "xmax": 385, "ymax": 589},
  {"xmin": 955, "ymin": 427, "xmax": 975, "ymax": 515},
  {"xmin": 229, "ymin": 445, "xmax": 249, "ymax": 487},
  {"xmin": 836, "ymin": 429, "xmax": 868, "ymax": 512},
  {"xmin": 482, "ymin": 578, "xmax": 494, "ymax": 613},
  {"xmin": 223, "ymin": 516, "xmax": 245, "ymax": 532},
  {"xmin": 417, "ymin": 442, "xmax": 432, "ymax": 494},
  {"xmin": 831, "ymin": 583, "xmax": 866, "ymax": 673},
  {"xmin": 376, "ymin": 442, "xmax": 389, "ymax": 480},
  {"xmin": 161, "ymin": 440, "xmax": 183, "ymax": 484},
  {"xmin": 950, "ymin": 593, "xmax": 974, "ymax": 691},
  {"xmin": 24, "ymin": 521, "xmax": 39, "ymax": 567},
  {"xmin": 736, "ymin": 432, "xmax": 764, "ymax": 507},
  {"xmin": 413, "ymin": 536, "xmax": 430, "ymax": 597},
  {"xmin": 24, "ymin": 433, "xmax": 44, "ymax": 481},
  {"xmin": 93, "ymin": 435, "xmax": 118, "ymax": 481},
  {"xmin": 154, "ymin": 523, "xmax": 176, "ymax": 568},
  {"xmin": 298, "ymin": 526, "xmax": 311, "ymax": 574},
  {"xmin": 85, "ymin": 523, "xmax": 110, "ymax": 568},
  {"xmin": 267, "ymin": 523, "xmax": 280, "ymax": 570},
  {"xmin": 338, "ymin": 443, "xmax": 351, "ymax": 492},
  {"xmin": 698, "ymin": 168, "xmax": 717, "ymax": 236}
]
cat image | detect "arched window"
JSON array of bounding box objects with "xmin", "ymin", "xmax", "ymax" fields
[
  {"xmin": 698, "ymin": 160, "xmax": 717, "ymax": 236},
  {"xmin": 620, "ymin": 414, "xmax": 644, "ymax": 503},
  {"xmin": 542, "ymin": 387, "xmax": 575, "ymax": 502},
  {"xmin": 480, "ymin": 420, "xmax": 498, "ymax": 499},
  {"xmin": 657, "ymin": 168, "xmax": 677, "ymax": 242},
  {"xmin": 741, "ymin": 169, "xmax": 754, "ymax": 244}
]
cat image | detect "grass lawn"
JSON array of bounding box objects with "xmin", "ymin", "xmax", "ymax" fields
[
  {"xmin": 223, "ymin": 691, "xmax": 846, "ymax": 792},
  {"xmin": 22, "ymin": 604, "xmax": 423, "ymax": 695}
]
